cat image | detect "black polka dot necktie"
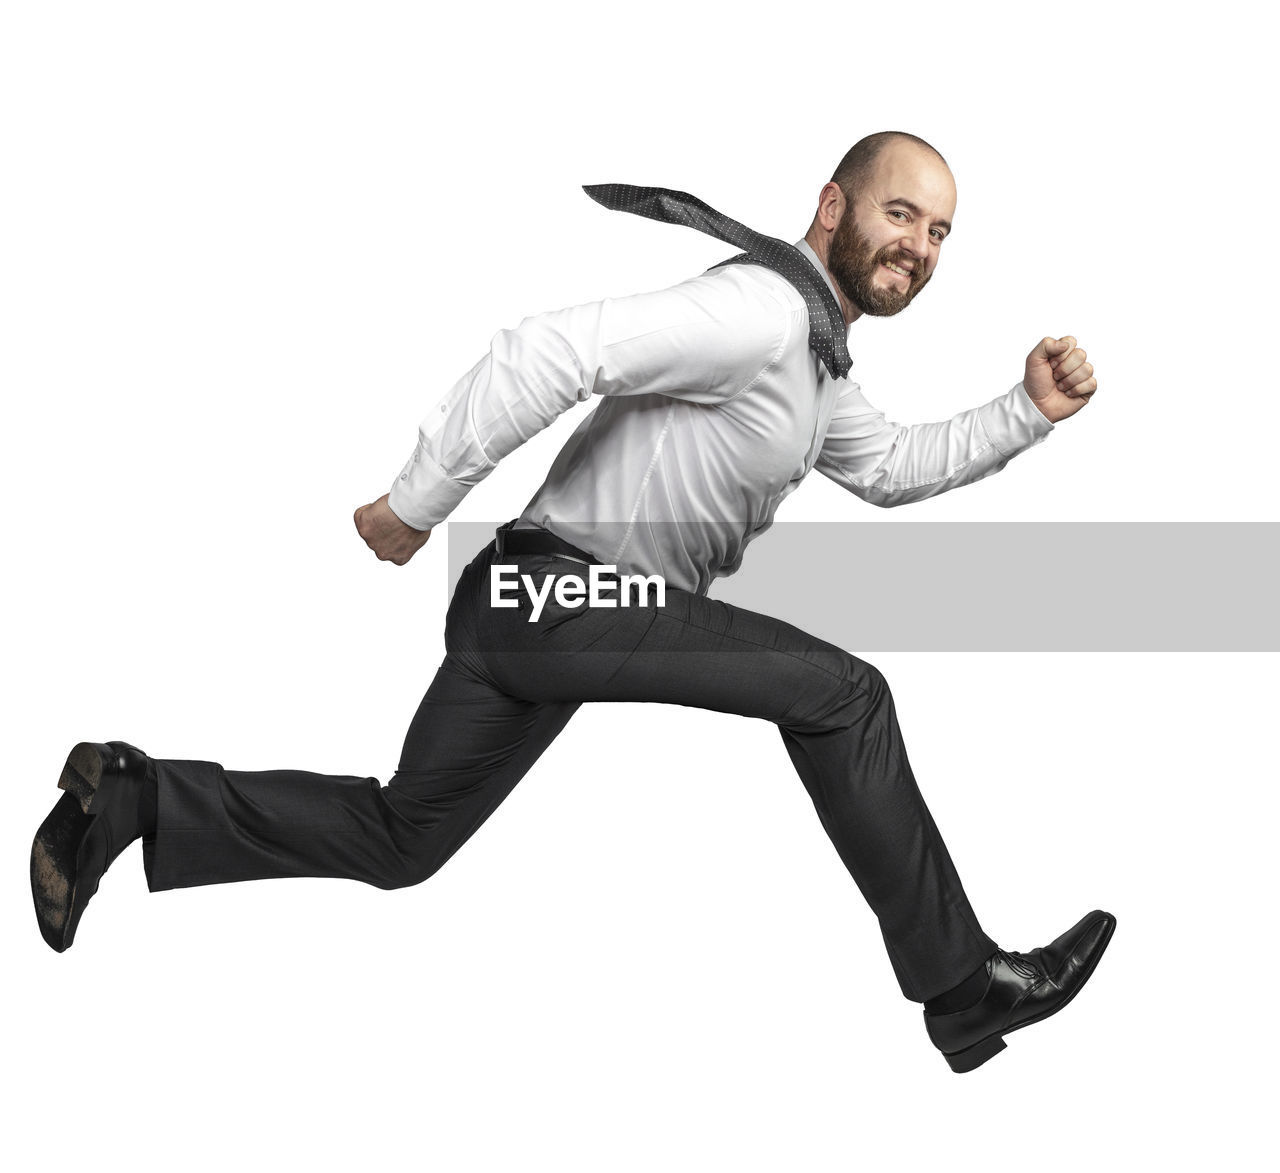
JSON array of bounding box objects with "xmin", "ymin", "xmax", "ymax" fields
[{"xmin": 583, "ymin": 184, "xmax": 852, "ymax": 380}]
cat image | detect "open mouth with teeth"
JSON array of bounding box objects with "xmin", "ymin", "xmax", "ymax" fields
[{"xmin": 882, "ymin": 260, "xmax": 913, "ymax": 278}]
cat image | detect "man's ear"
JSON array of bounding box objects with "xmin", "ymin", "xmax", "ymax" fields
[{"xmin": 816, "ymin": 182, "xmax": 847, "ymax": 232}]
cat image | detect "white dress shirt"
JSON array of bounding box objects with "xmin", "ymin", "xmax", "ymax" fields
[{"xmin": 389, "ymin": 240, "xmax": 1054, "ymax": 595}]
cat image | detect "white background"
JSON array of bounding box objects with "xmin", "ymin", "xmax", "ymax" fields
[{"xmin": 3, "ymin": 2, "xmax": 1275, "ymax": 1169}]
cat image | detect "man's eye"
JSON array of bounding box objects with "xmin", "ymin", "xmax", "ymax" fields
[
  {"xmin": 888, "ymin": 209, "xmax": 907, "ymax": 220},
  {"xmin": 931, "ymin": 229, "xmax": 946, "ymax": 241}
]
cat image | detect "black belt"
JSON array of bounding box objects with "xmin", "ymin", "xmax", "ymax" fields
[{"xmin": 494, "ymin": 521, "xmax": 598, "ymax": 564}]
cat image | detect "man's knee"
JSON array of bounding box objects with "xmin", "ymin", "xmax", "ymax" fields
[
  {"xmin": 782, "ymin": 653, "xmax": 893, "ymax": 734},
  {"xmin": 835, "ymin": 656, "xmax": 893, "ymax": 724},
  {"xmin": 849, "ymin": 656, "xmax": 891, "ymax": 707}
]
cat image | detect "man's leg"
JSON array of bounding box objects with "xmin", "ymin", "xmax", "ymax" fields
[
  {"xmin": 139, "ymin": 541, "xmax": 579, "ymax": 893},
  {"xmin": 144, "ymin": 662, "xmax": 577, "ymax": 892},
  {"xmin": 469, "ymin": 552, "xmax": 995, "ymax": 1003}
]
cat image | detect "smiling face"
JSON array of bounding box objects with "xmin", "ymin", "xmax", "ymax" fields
[{"xmin": 827, "ymin": 139, "xmax": 956, "ymax": 317}]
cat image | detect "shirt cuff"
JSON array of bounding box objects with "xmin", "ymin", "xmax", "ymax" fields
[
  {"xmin": 978, "ymin": 382, "xmax": 1055, "ymax": 456},
  {"xmin": 386, "ymin": 442, "xmax": 471, "ymax": 531}
]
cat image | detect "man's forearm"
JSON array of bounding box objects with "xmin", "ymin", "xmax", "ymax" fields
[{"xmin": 816, "ymin": 381, "xmax": 1054, "ymax": 507}]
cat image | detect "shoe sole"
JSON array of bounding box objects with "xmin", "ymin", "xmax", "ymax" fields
[
  {"xmin": 944, "ymin": 912, "xmax": 1118, "ymax": 1073},
  {"xmin": 30, "ymin": 743, "xmax": 114, "ymax": 953}
]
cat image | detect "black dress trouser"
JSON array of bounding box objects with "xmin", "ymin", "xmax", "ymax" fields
[{"xmin": 145, "ymin": 537, "xmax": 997, "ymax": 1002}]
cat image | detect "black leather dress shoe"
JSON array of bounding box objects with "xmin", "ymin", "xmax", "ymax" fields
[
  {"xmin": 924, "ymin": 909, "xmax": 1117, "ymax": 1073},
  {"xmin": 30, "ymin": 741, "xmax": 151, "ymax": 953}
]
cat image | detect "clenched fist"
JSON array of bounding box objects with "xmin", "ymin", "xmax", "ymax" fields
[
  {"xmin": 353, "ymin": 494, "xmax": 432, "ymax": 565},
  {"xmin": 1023, "ymin": 336, "xmax": 1098, "ymax": 423}
]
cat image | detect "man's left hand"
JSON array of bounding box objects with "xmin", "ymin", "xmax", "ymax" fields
[{"xmin": 1023, "ymin": 335, "xmax": 1098, "ymax": 423}]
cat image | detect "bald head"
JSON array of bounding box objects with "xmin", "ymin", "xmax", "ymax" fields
[{"xmin": 831, "ymin": 131, "xmax": 949, "ymax": 204}]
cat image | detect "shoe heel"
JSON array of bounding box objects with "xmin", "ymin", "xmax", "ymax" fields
[
  {"xmin": 57, "ymin": 743, "xmax": 107, "ymax": 814},
  {"xmin": 945, "ymin": 1033, "xmax": 1007, "ymax": 1073}
]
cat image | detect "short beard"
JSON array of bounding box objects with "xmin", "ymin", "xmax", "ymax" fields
[{"xmin": 828, "ymin": 212, "xmax": 931, "ymax": 317}]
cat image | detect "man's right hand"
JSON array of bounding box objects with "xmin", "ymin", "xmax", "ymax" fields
[{"xmin": 353, "ymin": 494, "xmax": 432, "ymax": 565}]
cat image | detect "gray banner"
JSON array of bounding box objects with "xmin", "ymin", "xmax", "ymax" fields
[{"xmin": 448, "ymin": 522, "xmax": 1278, "ymax": 652}]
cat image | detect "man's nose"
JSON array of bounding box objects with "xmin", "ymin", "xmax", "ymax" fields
[{"xmin": 899, "ymin": 223, "xmax": 932, "ymax": 257}]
